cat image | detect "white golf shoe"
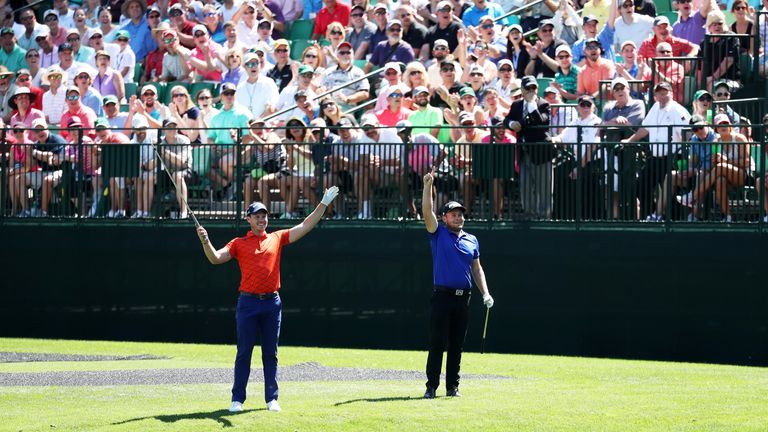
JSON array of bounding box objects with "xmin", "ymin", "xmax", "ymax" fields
[
  {"xmin": 266, "ymin": 400, "xmax": 282, "ymax": 412},
  {"xmin": 229, "ymin": 401, "xmax": 243, "ymax": 412}
]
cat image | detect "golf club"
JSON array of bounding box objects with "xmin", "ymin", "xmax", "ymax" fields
[
  {"xmin": 481, "ymin": 307, "xmax": 490, "ymax": 354},
  {"xmin": 148, "ymin": 139, "xmax": 200, "ymax": 228}
]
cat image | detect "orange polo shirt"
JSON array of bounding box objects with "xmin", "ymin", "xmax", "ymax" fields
[
  {"xmin": 226, "ymin": 229, "xmax": 291, "ymax": 294},
  {"xmin": 577, "ymin": 57, "xmax": 615, "ymax": 97}
]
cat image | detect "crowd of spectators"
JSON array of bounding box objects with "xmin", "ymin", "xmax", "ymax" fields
[{"xmin": 2, "ymin": 0, "xmax": 768, "ymax": 221}]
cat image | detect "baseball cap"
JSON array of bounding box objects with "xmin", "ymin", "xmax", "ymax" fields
[
  {"xmin": 521, "ymin": 75, "xmax": 537, "ymax": 89},
  {"xmin": 163, "ymin": 118, "xmax": 179, "ymax": 127},
  {"xmin": 95, "ymin": 117, "xmax": 110, "ymax": 129},
  {"xmin": 16, "ymin": 68, "xmax": 31, "ymax": 78},
  {"xmin": 585, "ymin": 37, "xmax": 601, "ymax": 47},
  {"xmin": 714, "ymin": 113, "xmax": 731, "ymax": 124},
  {"xmin": 294, "ymin": 89, "xmax": 308, "ymax": 100},
  {"xmin": 539, "ymin": 19, "xmax": 555, "ymax": 29},
  {"xmin": 577, "ymin": 94, "xmax": 595, "ymax": 105},
  {"xmin": 654, "ymin": 15, "xmax": 670, "ymax": 26},
  {"xmin": 413, "ymin": 86, "xmax": 429, "ymax": 96},
  {"xmin": 220, "ymin": 82, "xmax": 237, "ymax": 94},
  {"xmin": 582, "ymin": 15, "xmax": 599, "ymax": 25},
  {"xmin": 66, "ymin": 85, "xmax": 80, "ymax": 94},
  {"xmin": 34, "ymin": 26, "xmax": 51, "ymax": 39},
  {"xmin": 246, "ymin": 202, "xmax": 268, "ymax": 215},
  {"xmin": 0, "ymin": 28, "xmax": 14, "ymax": 36},
  {"xmin": 555, "ymin": 45, "xmax": 571, "ymax": 56},
  {"xmin": 95, "ymin": 49, "xmax": 110, "ymax": 59},
  {"xmin": 458, "ymin": 111, "xmax": 474, "ymax": 124},
  {"xmin": 620, "ymin": 40, "xmax": 637, "ymax": 50},
  {"xmin": 611, "ymin": 76, "xmax": 629, "ymax": 89},
  {"xmin": 508, "ymin": 24, "xmax": 523, "ymax": 33},
  {"xmin": 337, "ymin": 41, "xmax": 352, "ymax": 52},
  {"xmin": 31, "ymin": 118, "xmax": 48, "ymax": 128},
  {"xmin": 298, "ymin": 64, "xmax": 314, "ymax": 74},
  {"xmin": 115, "ymin": 29, "xmax": 130, "ymax": 40},
  {"xmin": 654, "ymin": 81, "xmax": 672, "ymax": 92},
  {"xmin": 434, "ymin": 39, "xmax": 449, "ymax": 48},
  {"xmin": 386, "ymin": 19, "xmax": 402, "ymax": 30},
  {"xmin": 714, "ymin": 80, "xmax": 732, "ymax": 91},
  {"xmin": 395, "ymin": 119, "xmax": 412, "ymax": 133},
  {"xmin": 89, "ymin": 28, "xmax": 104, "ymax": 38},
  {"xmin": 337, "ymin": 116, "xmax": 354, "ymax": 127},
  {"xmin": 103, "ymin": 95, "xmax": 119, "ymax": 105},
  {"xmin": 257, "ymin": 18, "xmax": 273, "ymax": 28},
  {"xmin": 441, "ymin": 201, "xmax": 466, "ymax": 215},
  {"xmin": 132, "ymin": 114, "xmax": 149, "ymax": 129},
  {"xmin": 44, "ymin": 9, "xmax": 58, "ymax": 19},
  {"xmin": 360, "ymin": 114, "xmax": 378, "ymax": 127},
  {"xmin": 273, "ymin": 39, "xmax": 289, "ymax": 49},
  {"xmin": 468, "ymin": 64, "xmax": 484, "ymax": 75},
  {"xmin": 384, "ymin": 62, "xmax": 401, "ymax": 73},
  {"xmin": 66, "ymin": 28, "xmax": 81, "ymax": 37},
  {"xmin": 67, "ymin": 116, "xmax": 83, "ymax": 127},
  {"xmin": 497, "ymin": 59, "xmax": 513, "ymax": 69},
  {"xmin": 169, "ymin": 3, "xmax": 184, "ymax": 13},
  {"xmin": 140, "ymin": 84, "xmax": 157, "ymax": 95},
  {"xmin": 192, "ymin": 24, "xmax": 208, "ymax": 35},
  {"xmin": 478, "ymin": 15, "xmax": 494, "ymax": 25},
  {"xmin": 693, "ymin": 89, "xmax": 712, "ymax": 100},
  {"xmin": 436, "ymin": 0, "xmax": 453, "ymax": 10},
  {"xmin": 58, "ymin": 42, "xmax": 74, "ymax": 52},
  {"xmin": 690, "ymin": 114, "xmax": 707, "ymax": 126},
  {"xmin": 373, "ymin": 3, "xmax": 388, "ymax": 12},
  {"xmin": 243, "ymin": 52, "xmax": 259, "ymax": 64},
  {"xmin": 459, "ymin": 87, "xmax": 477, "ymax": 98},
  {"xmin": 543, "ymin": 86, "xmax": 558, "ymax": 95}
]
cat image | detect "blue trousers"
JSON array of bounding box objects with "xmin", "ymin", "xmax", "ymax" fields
[{"xmin": 231, "ymin": 294, "xmax": 282, "ymax": 404}]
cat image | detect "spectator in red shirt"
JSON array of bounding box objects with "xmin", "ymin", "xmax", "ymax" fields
[
  {"xmin": 638, "ymin": 15, "xmax": 699, "ymax": 60},
  {"xmin": 652, "ymin": 42, "xmax": 685, "ymax": 103},
  {"xmin": 375, "ymin": 84, "xmax": 413, "ymax": 126},
  {"xmin": 169, "ymin": 3, "xmax": 196, "ymax": 49},
  {"xmin": 196, "ymin": 188, "xmax": 340, "ymax": 414},
  {"xmin": 313, "ymin": 0, "xmax": 350, "ymax": 40},
  {"xmin": 59, "ymin": 86, "xmax": 97, "ymax": 140}
]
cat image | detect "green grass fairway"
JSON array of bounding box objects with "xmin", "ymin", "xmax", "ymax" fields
[{"xmin": 1, "ymin": 338, "xmax": 766, "ymax": 431}]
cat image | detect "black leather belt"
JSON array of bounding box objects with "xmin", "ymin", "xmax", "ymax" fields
[
  {"xmin": 240, "ymin": 291, "xmax": 278, "ymax": 299},
  {"xmin": 434, "ymin": 286, "xmax": 471, "ymax": 296}
]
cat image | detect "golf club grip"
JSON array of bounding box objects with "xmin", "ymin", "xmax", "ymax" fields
[{"xmin": 190, "ymin": 212, "xmax": 200, "ymax": 228}]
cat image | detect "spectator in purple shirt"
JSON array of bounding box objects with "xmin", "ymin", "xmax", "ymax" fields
[
  {"xmin": 366, "ymin": 20, "xmax": 415, "ymax": 72},
  {"xmin": 672, "ymin": 0, "xmax": 716, "ymax": 46}
]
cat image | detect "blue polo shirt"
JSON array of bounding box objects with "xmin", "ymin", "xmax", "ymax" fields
[
  {"xmin": 120, "ymin": 17, "xmax": 156, "ymax": 62},
  {"xmin": 429, "ymin": 224, "xmax": 479, "ymax": 290}
]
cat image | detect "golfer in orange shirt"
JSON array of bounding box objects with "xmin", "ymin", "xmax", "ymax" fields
[{"xmin": 197, "ymin": 186, "xmax": 339, "ymax": 413}]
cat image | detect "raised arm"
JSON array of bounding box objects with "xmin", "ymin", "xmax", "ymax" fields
[
  {"xmin": 197, "ymin": 226, "xmax": 233, "ymax": 264},
  {"xmin": 422, "ymin": 167, "xmax": 438, "ymax": 233},
  {"xmin": 288, "ymin": 186, "xmax": 339, "ymax": 243}
]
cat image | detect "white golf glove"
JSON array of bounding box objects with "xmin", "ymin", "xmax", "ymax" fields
[
  {"xmin": 483, "ymin": 293, "xmax": 494, "ymax": 308},
  {"xmin": 321, "ymin": 186, "xmax": 340, "ymax": 206}
]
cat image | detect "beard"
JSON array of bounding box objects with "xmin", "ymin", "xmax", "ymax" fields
[
  {"xmin": 415, "ymin": 98, "xmax": 428, "ymax": 107},
  {"xmin": 387, "ymin": 35, "xmax": 400, "ymax": 44}
]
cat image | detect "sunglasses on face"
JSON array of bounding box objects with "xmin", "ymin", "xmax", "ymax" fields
[
  {"xmin": 330, "ymin": 30, "xmax": 342, "ymax": 35},
  {"xmin": 304, "ymin": 53, "xmax": 317, "ymax": 58},
  {"xmin": 399, "ymin": 13, "xmax": 410, "ymax": 18},
  {"xmin": 301, "ymin": 72, "xmax": 314, "ymax": 78},
  {"xmin": 385, "ymin": 70, "xmax": 398, "ymax": 76},
  {"xmin": 389, "ymin": 93, "xmax": 403, "ymax": 98},
  {"xmin": 470, "ymin": 72, "xmax": 483, "ymax": 77},
  {"xmin": 691, "ymin": 125, "xmax": 704, "ymax": 132},
  {"xmin": 434, "ymin": 46, "xmax": 447, "ymax": 51},
  {"xmin": 258, "ymin": 24, "xmax": 271, "ymax": 30},
  {"xmin": 716, "ymin": 92, "xmax": 730, "ymax": 97},
  {"xmin": 45, "ymin": 16, "xmax": 58, "ymax": 22},
  {"xmin": 337, "ymin": 50, "xmax": 351, "ymax": 55},
  {"xmin": 539, "ymin": 28, "xmax": 553, "ymax": 33},
  {"xmin": 198, "ymin": 95, "xmax": 211, "ymax": 100},
  {"xmin": 351, "ymin": 13, "xmax": 363, "ymax": 17},
  {"xmin": 578, "ymin": 101, "xmax": 593, "ymax": 108},
  {"xmin": 91, "ymin": 34, "xmax": 103, "ymax": 39},
  {"xmin": 77, "ymin": 74, "xmax": 89, "ymax": 80},
  {"xmin": 374, "ymin": 10, "xmax": 387, "ymax": 15},
  {"xmin": 67, "ymin": 37, "xmax": 80, "ymax": 42},
  {"xmin": 275, "ymin": 48, "xmax": 288, "ymax": 53},
  {"xmin": 556, "ymin": 54, "xmax": 570, "ymax": 59},
  {"xmin": 410, "ymin": 70, "xmax": 422, "ymax": 75},
  {"xmin": 613, "ymin": 84, "xmax": 626, "ymax": 91},
  {"xmin": 622, "ymin": 3, "xmax": 633, "ymax": 8},
  {"xmin": 438, "ymin": 7, "xmax": 452, "ymax": 12},
  {"xmin": 117, "ymin": 38, "xmax": 129, "ymax": 42},
  {"xmin": 244, "ymin": 61, "xmax": 258, "ymax": 67},
  {"xmin": 48, "ymin": 74, "xmax": 61, "ymax": 80},
  {"xmin": 13, "ymin": 128, "xmax": 23, "ymax": 134},
  {"xmin": 27, "ymin": 52, "xmax": 40, "ymax": 58},
  {"xmin": 388, "ymin": 27, "xmax": 402, "ymax": 32},
  {"xmin": 481, "ymin": 23, "xmax": 494, "ymax": 29},
  {"xmin": 321, "ymin": 102, "xmax": 334, "ymax": 109},
  {"xmin": 172, "ymin": 93, "xmax": 187, "ymax": 98},
  {"xmin": 585, "ymin": 45, "xmax": 599, "ymax": 50},
  {"xmin": 194, "ymin": 32, "xmax": 206, "ymax": 37},
  {"xmin": 17, "ymin": 76, "xmax": 30, "ymax": 82},
  {"xmin": 170, "ymin": 10, "xmax": 183, "ymax": 17},
  {"xmin": 66, "ymin": 94, "xmax": 79, "ymax": 100},
  {"xmin": 440, "ymin": 67, "xmax": 455, "ymax": 72},
  {"xmin": 221, "ymin": 91, "xmax": 235, "ymax": 96},
  {"xmin": 699, "ymin": 97, "xmax": 712, "ymax": 102},
  {"xmin": 735, "ymin": 5, "xmax": 747, "ymax": 10},
  {"xmin": 204, "ymin": 12, "xmax": 216, "ymax": 17},
  {"xmin": 148, "ymin": 13, "xmax": 161, "ymax": 18},
  {"xmin": 499, "ymin": 67, "xmax": 512, "ymax": 72},
  {"xmin": 163, "ymin": 37, "xmax": 175, "ymax": 44}
]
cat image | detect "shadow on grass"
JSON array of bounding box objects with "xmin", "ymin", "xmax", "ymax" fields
[
  {"xmin": 112, "ymin": 408, "xmax": 264, "ymax": 428},
  {"xmin": 334, "ymin": 396, "xmax": 416, "ymax": 406}
]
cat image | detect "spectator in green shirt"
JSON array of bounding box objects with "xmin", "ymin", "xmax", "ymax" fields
[
  {"xmin": 408, "ymin": 86, "xmax": 448, "ymax": 142},
  {"xmin": 0, "ymin": 28, "xmax": 29, "ymax": 73},
  {"xmin": 208, "ymin": 82, "xmax": 253, "ymax": 199}
]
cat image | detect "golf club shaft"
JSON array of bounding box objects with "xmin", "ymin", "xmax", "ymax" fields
[
  {"xmin": 481, "ymin": 307, "xmax": 490, "ymax": 354},
  {"xmin": 148, "ymin": 141, "xmax": 200, "ymax": 228}
]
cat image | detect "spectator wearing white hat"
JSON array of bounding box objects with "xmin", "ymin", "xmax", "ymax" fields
[
  {"xmin": 66, "ymin": 28, "xmax": 96, "ymax": 65},
  {"xmin": 34, "ymin": 28, "xmax": 59, "ymax": 69},
  {"xmin": 43, "ymin": 10, "xmax": 67, "ymax": 46},
  {"xmin": 237, "ymin": 51, "xmax": 279, "ymax": 118},
  {"xmin": 73, "ymin": 66, "xmax": 104, "ymax": 117},
  {"xmin": 9, "ymin": 86, "xmax": 45, "ymax": 142},
  {"xmin": 274, "ymin": 65, "xmax": 318, "ymax": 122},
  {"xmin": 523, "ymin": 19, "xmax": 566, "ymax": 78},
  {"xmin": 465, "ymin": 38, "xmax": 498, "ymax": 83},
  {"xmin": 24, "ymin": 49, "xmax": 46, "ymax": 88},
  {"xmin": 376, "ymin": 84, "xmax": 412, "ymax": 127},
  {"xmin": 87, "ymin": 29, "xmax": 120, "ymax": 69},
  {"xmin": 547, "ymin": 45, "xmax": 579, "ymax": 102},
  {"xmin": 188, "ymin": 24, "xmax": 224, "ymax": 82},
  {"xmin": 42, "ymin": 67, "xmax": 67, "ymax": 125},
  {"xmin": 426, "ymin": 39, "xmax": 461, "ymax": 83},
  {"xmin": 231, "ymin": 2, "xmax": 261, "ymax": 48},
  {"xmin": 15, "ymin": 68, "xmax": 44, "ymax": 110},
  {"xmin": 491, "ymin": 59, "xmax": 520, "ymax": 104},
  {"xmin": 25, "ymin": 117, "xmax": 68, "ymax": 217},
  {"xmin": 374, "ymin": 62, "xmax": 403, "ymax": 111},
  {"xmin": 614, "ymin": 40, "xmax": 651, "ymax": 96},
  {"xmin": 254, "ymin": 18, "xmax": 275, "ymax": 51}
]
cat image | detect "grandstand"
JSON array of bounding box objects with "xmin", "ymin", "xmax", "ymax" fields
[{"xmin": 1, "ymin": 0, "xmax": 768, "ymax": 227}]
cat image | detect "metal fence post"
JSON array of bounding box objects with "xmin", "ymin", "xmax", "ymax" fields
[{"xmin": 0, "ymin": 128, "xmax": 7, "ymax": 219}]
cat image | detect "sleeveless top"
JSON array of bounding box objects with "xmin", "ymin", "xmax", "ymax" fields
[{"xmin": 94, "ymin": 68, "xmax": 118, "ymax": 97}]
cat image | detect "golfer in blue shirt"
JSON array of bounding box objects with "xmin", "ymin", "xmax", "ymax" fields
[{"xmin": 422, "ymin": 168, "xmax": 494, "ymax": 399}]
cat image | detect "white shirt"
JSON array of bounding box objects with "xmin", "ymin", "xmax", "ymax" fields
[
  {"xmin": 356, "ymin": 128, "xmax": 402, "ymax": 174},
  {"xmin": 43, "ymin": 87, "xmax": 67, "ymax": 125},
  {"xmin": 643, "ymin": 100, "xmax": 691, "ymax": 156},
  {"xmin": 235, "ymin": 77, "xmax": 279, "ymax": 118},
  {"xmin": 40, "ymin": 47, "xmax": 59, "ymax": 69},
  {"xmin": 235, "ymin": 21, "xmax": 260, "ymax": 48},
  {"xmin": 88, "ymin": 43, "xmax": 121, "ymax": 69},
  {"xmin": 274, "ymin": 85, "xmax": 316, "ymax": 121},
  {"xmin": 115, "ymin": 45, "xmax": 136, "ymax": 84},
  {"xmin": 560, "ymin": 113, "xmax": 601, "ymax": 157},
  {"xmin": 198, "ymin": 106, "xmax": 220, "ymax": 145},
  {"xmin": 57, "ymin": 9, "xmax": 76, "ymax": 29},
  {"xmin": 60, "ymin": 61, "xmax": 89, "ymax": 86},
  {"xmin": 221, "ymin": 0, "xmax": 244, "ymax": 23},
  {"xmin": 614, "ymin": 14, "xmax": 654, "ymax": 52}
]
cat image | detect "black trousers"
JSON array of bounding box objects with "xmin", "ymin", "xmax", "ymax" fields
[
  {"xmin": 638, "ymin": 155, "xmax": 673, "ymax": 219},
  {"xmin": 425, "ymin": 290, "xmax": 470, "ymax": 391}
]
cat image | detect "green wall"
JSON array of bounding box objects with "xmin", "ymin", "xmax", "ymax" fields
[{"xmin": 1, "ymin": 224, "xmax": 766, "ymax": 365}]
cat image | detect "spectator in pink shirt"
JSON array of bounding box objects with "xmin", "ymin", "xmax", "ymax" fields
[
  {"xmin": 375, "ymin": 85, "xmax": 413, "ymax": 127},
  {"xmin": 9, "ymin": 87, "xmax": 45, "ymax": 142},
  {"xmin": 188, "ymin": 24, "xmax": 223, "ymax": 82}
]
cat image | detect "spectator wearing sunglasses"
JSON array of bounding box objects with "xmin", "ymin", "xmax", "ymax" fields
[
  {"xmin": 576, "ymin": 37, "xmax": 615, "ymax": 99},
  {"xmin": 613, "ymin": 0, "xmax": 654, "ymax": 54},
  {"xmin": 376, "ymin": 84, "xmax": 413, "ymax": 126},
  {"xmin": 189, "ymin": 24, "xmax": 224, "ymax": 82},
  {"xmin": 638, "ymin": 15, "xmax": 699, "ymax": 60},
  {"xmin": 396, "ymin": 5, "xmax": 428, "ymax": 58},
  {"xmin": 421, "ymin": 0, "xmax": 463, "ymax": 60},
  {"xmin": 571, "ymin": 11, "xmax": 617, "ymax": 67},
  {"xmin": 160, "ymin": 29, "xmax": 193, "ymax": 82},
  {"xmin": 367, "ymin": 19, "xmax": 415, "ymax": 72},
  {"xmin": 313, "ymin": 0, "xmax": 351, "ymax": 40},
  {"xmin": 346, "ymin": 4, "xmax": 377, "ymax": 60},
  {"xmin": 113, "ymin": 30, "xmax": 136, "ymax": 83},
  {"xmin": 367, "ymin": 3, "xmax": 390, "ymax": 56},
  {"xmin": 319, "ymin": 41, "xmax": 370, "ymax": 112}
]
